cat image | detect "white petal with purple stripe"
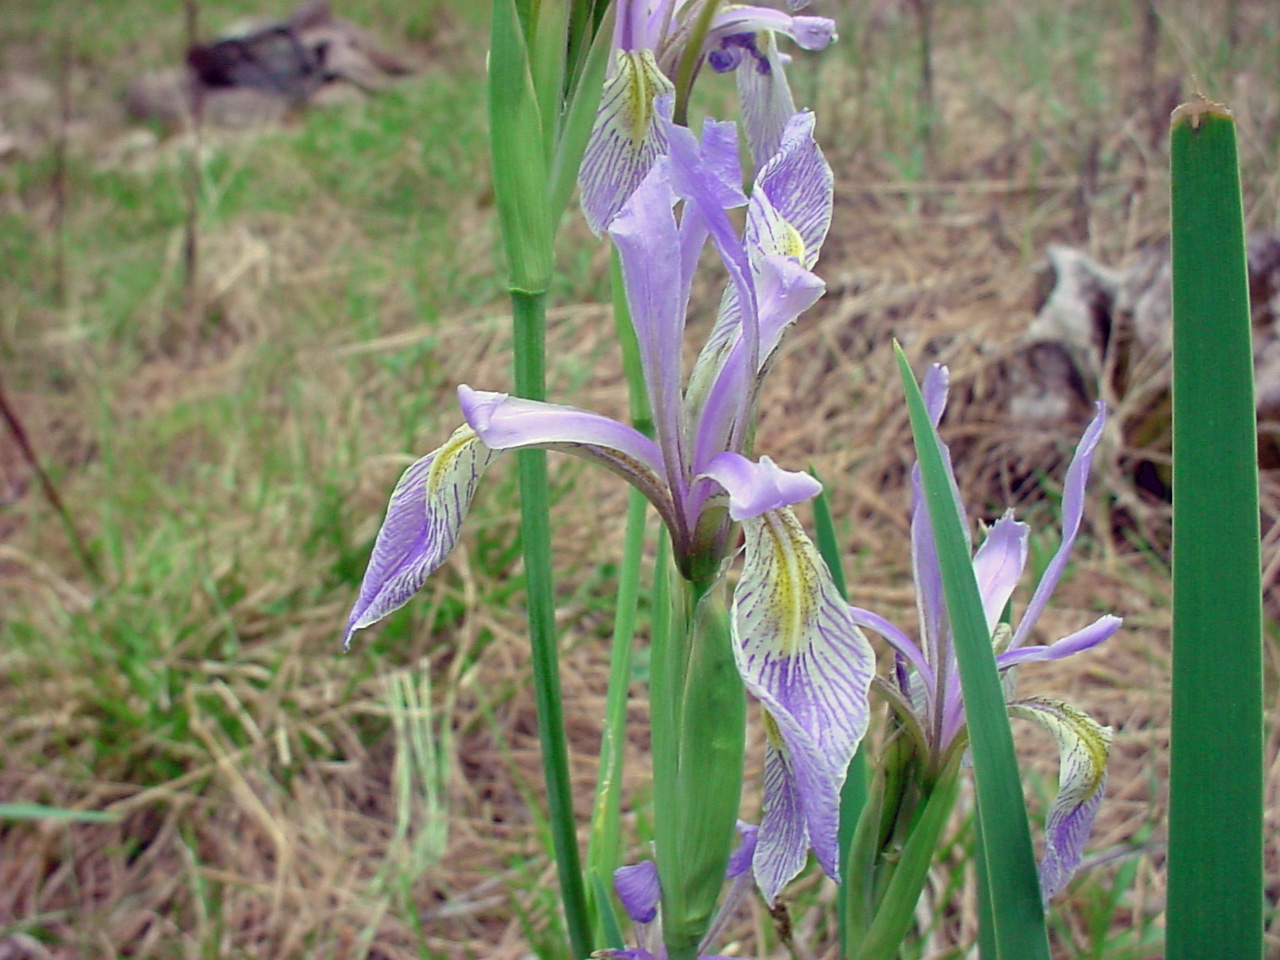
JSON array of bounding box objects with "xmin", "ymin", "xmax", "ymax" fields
[{"xmin": 344, "ymin": 425, "xmax": 496, "ymax": 646}]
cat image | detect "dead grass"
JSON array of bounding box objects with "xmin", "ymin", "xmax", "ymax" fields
[{"xmin": 1, "ymin": 0, "xmax": 1278, "ymax": 957}]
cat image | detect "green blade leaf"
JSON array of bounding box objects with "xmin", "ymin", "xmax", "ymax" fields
[
  {"xmin": 549, "ymin": 5, "xmax": 614, "ymax": 224},
  {"xmin": 1167, "ymin": 96, "xmax": 1264, "ymax": 960},
  {"xmin": 490, "ymin": 0, "xmax": 554, "ymax": 292},
  {"xmin": 895, "ymin": 344, "xmax": 1050, "ymax": 960}
]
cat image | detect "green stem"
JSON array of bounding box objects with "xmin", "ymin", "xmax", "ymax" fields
[
  {"xmin": 586, "ymin": 487, "xmax": 648, "ymax": 939},
  {"xmin": 511, "ymin": 289, "xmax": 593, "ymax": 960}
]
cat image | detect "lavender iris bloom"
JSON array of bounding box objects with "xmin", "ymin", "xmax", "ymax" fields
[
  {"xmin": 578, "ymin": 0, "xmax": 837, "ymax": 234},
  {"xmin": 851, "ymin": 364, "xmax": 1121, "ymax": 901},
  {"xmin": 345, "ymin": 111, "xmax": 874, "ymax": 904},
  {"xmin": 609, "ymin": 823, "xmax": 759, "ymax": 960}
]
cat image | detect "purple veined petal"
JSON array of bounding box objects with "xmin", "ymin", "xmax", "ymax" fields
[
  {"xmin": 849, "ymin": 604, "xmax": 935, "ymax": 693},
  {"xmin": 971, "ymin": 513, "xmax": 1029, "ymax": 634},
  {"xmin": 997, "ymin": 615, "xmax": 1122, "ymax": 669},
  {"xmin": 608, "ymin": 157, "xmax": 693, "ymax": 492},
  {"xmin": 579, "ymin": 50, "xmax": 675, "ymax": 236},
  {"xmin": 615, "ymin": 860, "xmax": 662, "ymax": 923},
  {"xmin": 702, "ymin": 452, "xmax": 821, "ymax": 520},
  {"xmin": 1007, "ymin": 697, "xmax": 1112, "ymax": 901},
  {"xmin": 1009, "ymin": 402, "xmax": 1108, "ymax": 650},
  {"xmin": 458, "ymin": 386, "xmax": 685, "ymax": 541},
  {"xmin": 731, "ymin": 507, "xmax": 876, "ymax": 896},
  {"xmin": 752, "ymin": 707, "xmax": 841, "ymax": 903},
  {"xmin": 736, "ymin": 31, "xmax": 797, "ymax": 174},
  {"xmin": 751, "ymin": 111, "xmax": 834, "ymax": 269},
  {"xmin": 344, "ymin": 426, "xmax": 497, "ymax": 647}
]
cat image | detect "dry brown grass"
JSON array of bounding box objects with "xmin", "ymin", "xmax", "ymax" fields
[{"xmin": 1, "ymin": 0, "xmax": 1279, "ymax": 957}]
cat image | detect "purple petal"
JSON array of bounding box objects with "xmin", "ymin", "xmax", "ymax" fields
[
  {"xmin": 735, "ymin": 31, "xmax": 796, "ymax": 173},
  {"xmin": 1010, "ymin": 403, "xmax": 1108, "ymax": 650},
  {"xmin": 1008, "ymin": 697, "xmax": 1112, "ymax": 900},
  {"xmin": 753, "ymin": 709, "xmax": 841, "ymax": 904},
  {"xmin": 751, "ymin": 111, "xmax": 834, "ymax": 269},
  {"xmin": 458, "ymin": 386, "xmax": 683, "ymax": 537},
  {"xmin": 996, "ymin": 615, "xmax": 1122, "ymax": 669},
  {"xmin": 344, "ymin": 426, "xmax": 496, "ymax": 646},
  {"xmin": 923, "ymin": 364, "xmax": 949, "ymax": 424},
  {"xmin": 971, "ymin": 513, "xmax": 1029, "ymax": 633},
  {"xmin": 608, "ymin": 158, "xmax": 693, "ymax": 489},
  {"xmin": 849, "ymin": 605, "xmax": 935, "ymax": 692},
  {"xmin": 615, "ymin": 860, "xmax": 661, "ymax": 923},
  {"xmin": 731, "ymin": 507, "xmax": 876, "ymax": 896},
  {"xmin": 579, "ymin": 50, "xmax": 674, "ymax": 235},
  {"xmin": 753, "ymin": 251, "xmax": 826, "ymax": 365},
  {"xmin": 702, "ymin": 452, "xmax": 821, "ymax": 519},
  {"xmin": 709, "ymin": 7, "xmax": 836, "ymax": 50},
  {"xmin": 726, "ymin": 821, "xmax": 760, "ymax": 877}
]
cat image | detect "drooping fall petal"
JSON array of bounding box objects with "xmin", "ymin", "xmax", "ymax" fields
[
  {"xmin": 579, "ymin": 50, "xmax": 675, "ymax": 235},
  {"xmin": 729, "ymin": 506, "xmax": 876, "ymax": 899},
  {"xmin": 1007, "ymin": 697, "xmax": 1112, "ymax": 900},
  {"xmin": 344, "ymin": 425, "xmax": 496, "ymax": 646}
]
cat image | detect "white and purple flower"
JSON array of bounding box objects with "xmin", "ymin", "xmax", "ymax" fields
[
  {"xmin": 345, "ymin": 111, "xmax": 872, "ymax": 905},
  {"xmin": 578, "ymin": 0, "xmax": 837, "ymax": 234},
  {"xmin": 851, "ymin": 364, "xmax": 1121, "ymax": 901}
]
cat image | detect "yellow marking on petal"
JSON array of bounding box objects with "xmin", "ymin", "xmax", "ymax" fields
[
  {"xmin": 778, "ymin": 220, "xmax": 805, "ymax": 261},
  {"xmin": 762, "ymin": 709, "xmax": 786, "ymax": 751},
  {"xmin": 426, "ymin": 425, "xmax": 484, "ymax": 497},
  {"xmin": 758, "ymin": 510, "xmax": 821, "ymax": 658},
  {"xmin": 616, "ymin": 50, "xmax": 668, "ymax": 145}
]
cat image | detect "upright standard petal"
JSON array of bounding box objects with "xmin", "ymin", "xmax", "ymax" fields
[
  {"xmin": 1007, "ymin": 697, "xmax": 1112, "ymax": 900},
  {"xmin": 608, "ymin": 158, "xmax": 693, "ymax": 489},
  {"xmin": 579, "ymin": 50, "xmax": 675, "ymax": 235},
  {"xmin": 971, "ymin": 513, "xmax": 1029, "ymax": 634},
  {"xmin": 344, "ymin": 426, "xmax": 496, "ymax": 646},
  {"xmin": 730, "ymin": 507, "xmax": 876, "ymax": 898},
  {"xmin": 1010, "ymin": 402, "xmax": 1107, "ymax": 649}
]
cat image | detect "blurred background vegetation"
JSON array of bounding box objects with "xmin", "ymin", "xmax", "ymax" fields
[{"xmin": 0, "ymin": 0, "xmax": 1276, "ymax": 956}]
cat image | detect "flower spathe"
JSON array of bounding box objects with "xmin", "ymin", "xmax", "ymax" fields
[
  {"xmin": 850, "ymin": 364, "xmax": 1121, "ymax": 901},
  {"xmin": 345, "ymin": 113, "xmax": 873, "ymax": 902},
  {"xmin": 578, "ymin": 0, "xmax": 837, "ymax": 234}
]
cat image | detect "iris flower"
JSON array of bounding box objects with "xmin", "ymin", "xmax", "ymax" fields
[
  {"xmin": 578, "ymin": 0, "xmax": 837, "ymax": 234},
  {"xmin": 344, "ymin": 109, "xmax": 873, "ymax": 904},
  {"xmin": 608, "ymin": 822, "xmax": 758, "ymax": 960},
  {"xmin": 851, "ymin": 364, "xmax": 1121, "ymax": 900}
]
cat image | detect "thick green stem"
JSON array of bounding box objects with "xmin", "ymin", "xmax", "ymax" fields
[{"xmin": 511, "ymin": 289, "xmax": 593, "ymax": 960}]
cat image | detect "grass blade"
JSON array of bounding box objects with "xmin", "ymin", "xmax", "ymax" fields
[
  {"xmin": 1167, "ymin": 96, "xmax": 1264, "ymax": 960},
  {"xmin": 895, "ymin": 344, "xmax": 1050, "ymax": 960}
]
